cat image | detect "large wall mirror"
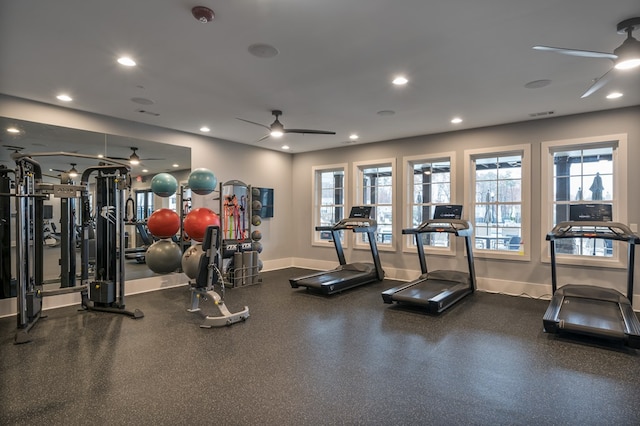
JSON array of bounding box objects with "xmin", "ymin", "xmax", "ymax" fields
[{"xmin": 0, "ymin": 117, "xmax": 191, "ymax": 298}]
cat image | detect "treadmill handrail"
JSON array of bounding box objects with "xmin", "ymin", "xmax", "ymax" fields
[
  {"xmin": 402, "ymin": 219, "xmax": 473, "ymax": 237},
  {"xmin": 547, "ymin": 221, "xmax": 639, "ymax": 243}
]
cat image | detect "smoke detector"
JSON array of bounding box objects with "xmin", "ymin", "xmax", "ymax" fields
[{"xmin": 192, "ymin": 6, "xmax": 214, "ymax": 23}]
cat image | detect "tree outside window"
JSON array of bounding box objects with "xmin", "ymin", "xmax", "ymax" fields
[
  {"xmin": 472, "ymin": 154, "xmax": 523, "ymax": 252},
  {"xmin": 354, "ymin": 160, "xmax": 394, "ymax": 247},
  {"xmin": 313, "ymin": 166, "xmax": 345, "ymax": 244},
  {"xmin": 552, "ymin": 146, "xmax": 614, "ymax": 256},
  {"xmin": 408, "ymin": 158, "xmax": 451, "ymax": 248}
]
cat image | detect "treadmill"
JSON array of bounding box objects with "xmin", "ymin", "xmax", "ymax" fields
[
  {"xmin": 382, "ymin": 205, "xmax": 476, "ymax": 313},
  {"xmin": 289, "ymin": 206, "xmax": 385, "ymax": 295},
  {"xmin": 543, "ymin": 204, "xmax": 640, "ymax": 348}
]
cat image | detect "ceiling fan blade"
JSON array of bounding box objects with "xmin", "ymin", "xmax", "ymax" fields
[
  {"xmin": 236, "ymin": 117, "xmax": 270, "ymax": 131},
  {"xmin": 284, "ymin": 129, "xmax": 336, "ymax": 135},
  {"xmin": 255, "ymin": 134, "xmax": 271, "ymax": 143},
  {"xmin": 580, "ymin": 68, "xmax": 615, "ymax": 98},
  {"xmin": 533, "ymin": 45, "xmax": 617, "ymax": 60}
]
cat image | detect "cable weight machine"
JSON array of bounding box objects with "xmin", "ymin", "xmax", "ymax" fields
[
  {"xmin": 10, "ymin": 153, "xmax": 142, "ymax": 344},
  {"xmin": 79, "ymin": 166, "xmax": 143, "ymax": 319}
]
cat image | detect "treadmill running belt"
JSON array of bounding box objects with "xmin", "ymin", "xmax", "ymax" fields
[
  {"xmin": 295, "ymin": 268, "xmax": 372, "ymax": 287},
  {"xmin": 558, "ymin": 297, "xmax": 626, "ymax": 338},
  {"xmin": 391, "ymin": 280, "xmax": 458, "ymax": 304}
]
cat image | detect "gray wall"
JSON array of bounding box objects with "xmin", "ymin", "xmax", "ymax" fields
[{"xmin": 291, "ymin": 106, "xmax": 640, "ymax": 297}]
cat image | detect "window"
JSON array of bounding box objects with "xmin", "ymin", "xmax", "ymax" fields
[
  {"xmin": 541, "ymin": 134, "xmax": 627, "ymax": 266},
  {"xmin": 312, "ymin": 164, "xmax": 346, "ymax": 245},
  {"xmin": 465, "ymin": 145, "xmax": 530, "ymax": 260},
  {"xmin": 353, "ymin": 159, "xmax": 394, "ymax": 249},
  {"xmin": 135, "ymin": 189, "xmax": 154, "ymax": 221},
  {"xmin": 404, "ymin": 153, "xmax": 454, "ymax": 251}
]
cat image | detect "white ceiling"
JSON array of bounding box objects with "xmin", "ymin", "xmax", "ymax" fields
[{"xmin": 1, "ymin": 0, "xmax": 639, "ymax": 160}]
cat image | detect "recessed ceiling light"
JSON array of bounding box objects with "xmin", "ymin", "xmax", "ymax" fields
[
  {"xmin": 248, "ymin": 43, "xmax": 279, "ymax": 58},
  {"xmin": 117, "ymin": 56, "xmax": 137, "ymax": 67},
  {"xmin": 451, "ymin": 117, "xmax": 463, "ymax": 124},
  {"xmin": 7, "ymin": 127, "xmax": 20, "ymax": 134},
  {"xmin": 392, "ymin": 76, "xmax": 408, "ymax": 85},
  {"xmin": 200, "ymin": 126, "xmax": 210, "ymax": 132},
  {"xmin": 349, "ymin": 134, "xmax": 359, "ymax": 140},
  {"xmin": 524, "ymin": 79, "xmax": 551, "ymax": 89},
  {"xmin": 142, "ymin": 169, "xmax": 149, "ymax": 173},
  {"xmin": 56, "ymin": 94, "xmax": 73, "ymax": 102},
  {"xmin": 606, "ymin": 91, "xmax": 623, "ymax": 99},
  {"xmin": 131, "ymin": 97, "xmax": 154, "ymax": 105},
  {"xmin": 97, "ymin": 154, "xmax": 104, "ymax": 158},
  {"xmin": 172, "ymin": 164, "xmax": 179, "ymax": 168},
  {"xmin": 281, "ymin": 145, "xmax": 290, "ymax": 150}
]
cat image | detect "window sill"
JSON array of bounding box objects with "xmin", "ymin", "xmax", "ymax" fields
[
  {"xmin": 541, "ymin": 253, "xmax": 626, "ymax": 269},
  {"xmin": 473, "ymin": 250, "xmax": 531, "ymax": 261},
  {"xmin": 355, "ymin": 243, "xmax": 396, "ymax": 253}
]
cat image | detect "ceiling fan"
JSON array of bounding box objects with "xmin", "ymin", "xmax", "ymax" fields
[
  {"xmin": 108, "ymin": 147, "xmax": 164, "ymax": 165},
  {"xmin": 237, "ymin": 110, "xmax": 336, "ymax": 142},
  {"xmin": 50, "ymin": 163, "xmax": 79, "ymax": 177},
  {"xmin": 533, "ymin": 17, "xmax": 640, "ymax": 98}
]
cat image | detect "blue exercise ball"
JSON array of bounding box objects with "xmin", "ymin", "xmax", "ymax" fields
[
  {"xmin": 188, "ymin": 168, "xmax": 217, "ymax": 195},
  {"xmin": 151, "ymin": 173, "xmax": 178, "ymax": 197}
]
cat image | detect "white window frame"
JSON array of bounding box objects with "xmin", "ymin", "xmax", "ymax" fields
[
  {"xmin": 402, "ymin": 152, "xmax": 456, "ymax": 255},
  {"xmin": 311, "ymin": 163, "xmax": 348, "ymax": 248},
  {"xmin": 353, "ymin": 158, "xmax": 395, "ymax": 251},
  {"xmin": 464, "ymin": 144, "xmax": 531, "ymax": 261},
  {"xmin": 540, "ymin": 134, "xmax": 628, "ymax": 268}
]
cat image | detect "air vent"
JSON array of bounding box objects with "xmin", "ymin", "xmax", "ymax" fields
[
  {"xmin": 529, "ymin": 111, "xmax": 555, "ymax": 118},
  {"xmin": 137, "ymin": 109, "xmax": 160, "ymax": 117}
]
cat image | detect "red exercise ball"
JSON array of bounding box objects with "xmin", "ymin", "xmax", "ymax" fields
[
  {"xmin": 147, "ymin": 208, "xmax": 180, "ymax": 239},
  {"xmin": 183, "ymin": 207, "xmax": 220, "ymax": 242}
]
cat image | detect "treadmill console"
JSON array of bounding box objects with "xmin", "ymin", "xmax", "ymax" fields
[
  {"xmin": 349, "ymin": 206, "xmax": 373, "ymax": 219},
  {"xmin": 433, "ymin": 205, "xmax": 463, "ymax": 220},
  {"xmin": 335, "ymin": 206, "xmax": 376, "ymax": 231},
  {"xmin": 569, "ymin": 204, "xmax": 612, "ymax": 222}
]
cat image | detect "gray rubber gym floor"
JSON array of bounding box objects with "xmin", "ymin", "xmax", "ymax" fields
[{"xmin": 1, "ymin": 268, "xmax": 639, "ymax": 425}]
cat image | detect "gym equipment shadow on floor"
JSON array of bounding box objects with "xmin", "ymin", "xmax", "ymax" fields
[{"xmin": 1, "ymin": 267, "xmax": 639, "ymax": 425}]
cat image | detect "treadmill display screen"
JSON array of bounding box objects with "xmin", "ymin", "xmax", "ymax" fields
[
  {"xmin": 433, "ymin": 205, "xmax": 463, "ymax": 220},
  {"xmin": 349, "ymin": 206, "xmax": 372, "ymax": 219},
  {"xmin": 569, "ymin": 204, "xmax": 612, "ymax": 222}
]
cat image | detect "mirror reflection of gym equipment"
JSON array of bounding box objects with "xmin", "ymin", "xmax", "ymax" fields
[
  {"xmin": 6, "ymin": 151, "xmax": 143, "ymax": 344},
  {"xmin": 0, "ymin": 117, "xmax": 193, "ymax": 300}
]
